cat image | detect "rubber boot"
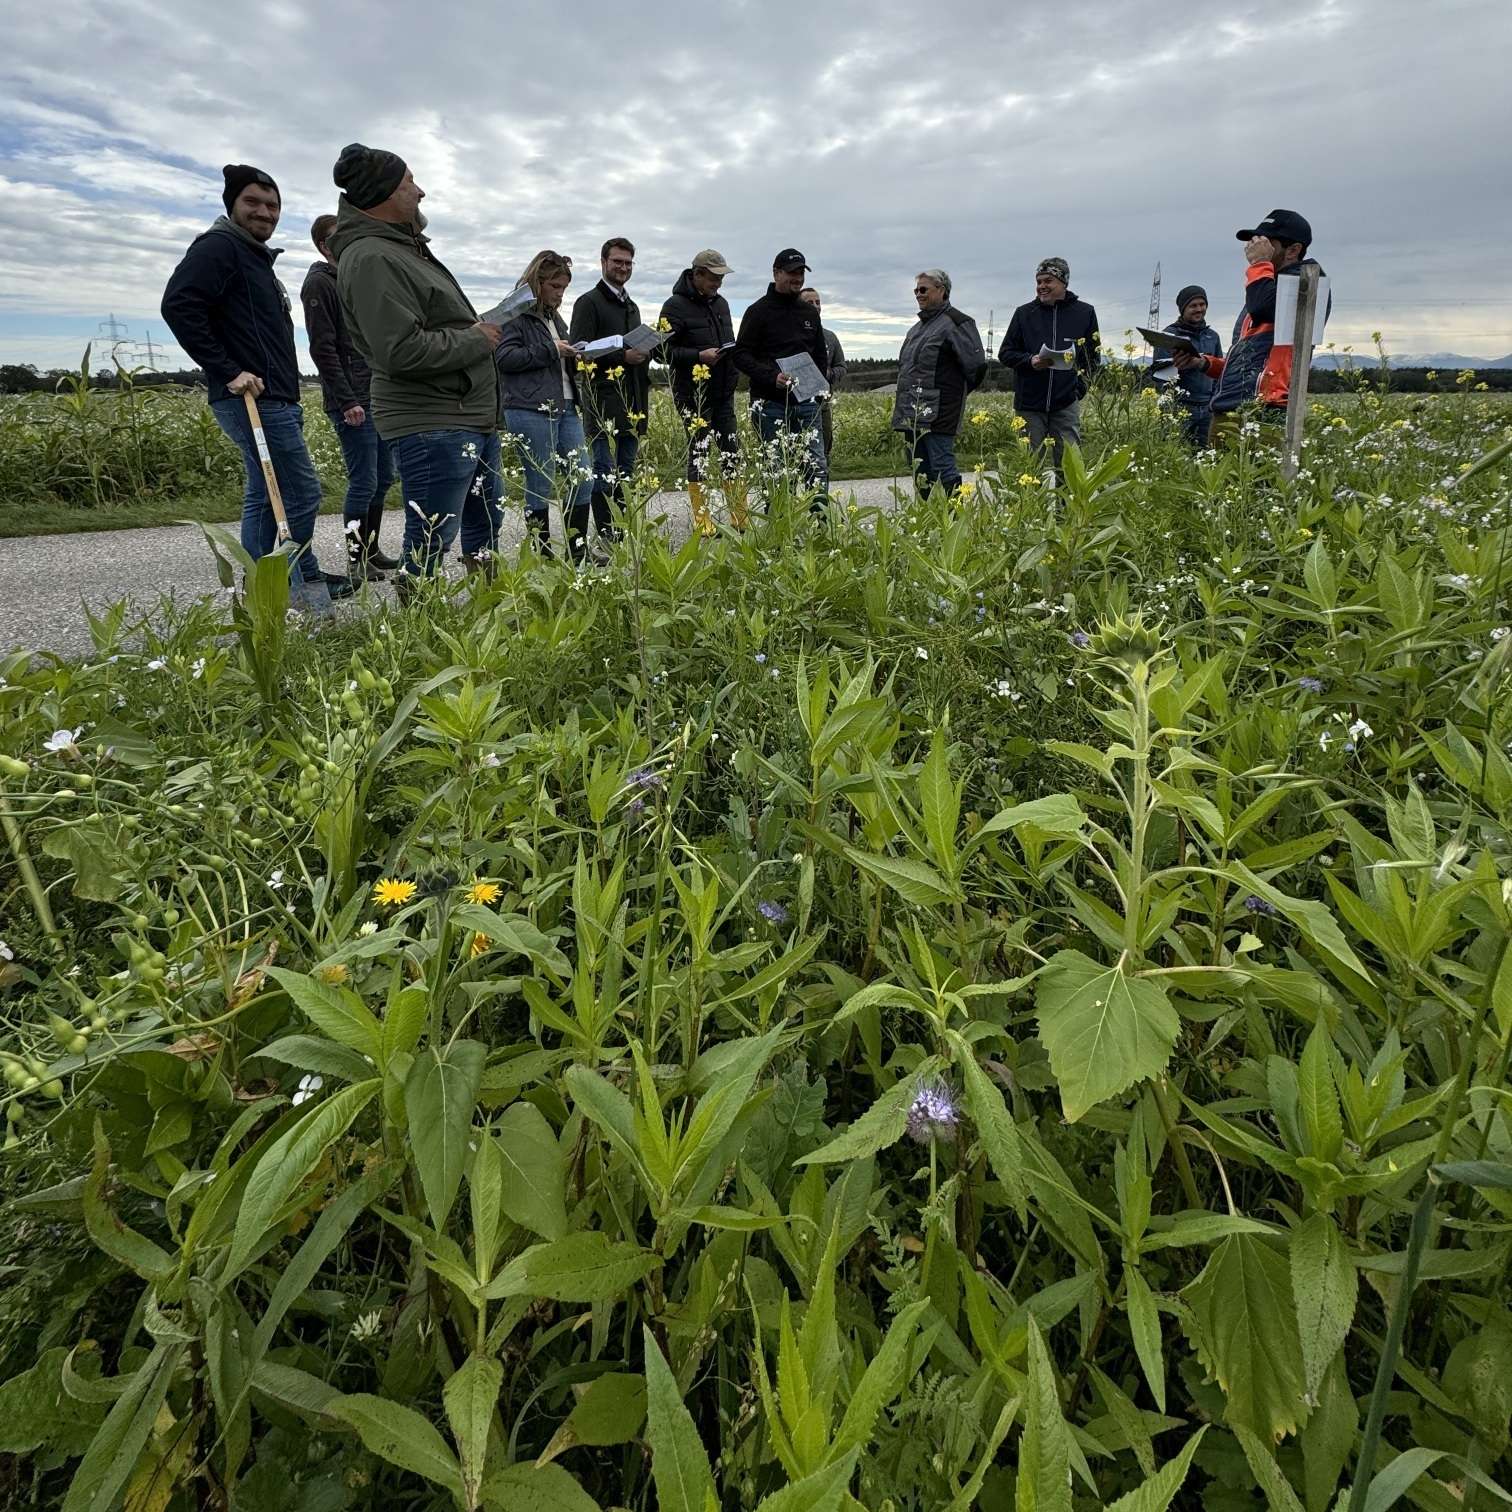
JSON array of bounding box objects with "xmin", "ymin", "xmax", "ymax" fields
[
  {"xmin": 525, "ymin": 510, "xmax": 553, "ymax": 558},
  {"xmin": 725, "ymin": 480, "xmax": 749, "ymax": 532},
  {"xmin": 688, "ymin": 482, "xmax": 715, "ymax": 538},
  {"xmin": 364, "ymin": 501, "xmax": 399, "ymax": 569}
]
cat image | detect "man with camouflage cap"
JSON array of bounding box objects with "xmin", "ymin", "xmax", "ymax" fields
[{"xmin": 998, "ymin": 255, "xmax": 1101, "ymax": 474}]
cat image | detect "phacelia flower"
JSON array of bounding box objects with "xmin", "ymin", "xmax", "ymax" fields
[
  {"xmin": 1243, "ymin": 894, "xmax": 1281, "ymax": 917},
  {"xmin": 627, "ymin": 767, "xmax": 665, "ymax": 791},
  {"xmin": 1296, "ymin": 676, "xmax": 1324, "ymax": 693},
  {"xmin": 757, "ymin": 900, "xmax": 789, "ymax": 926},
  {"xmin": 906, "ymin": 1079, "xmax": 960, "ymax": 1144}
]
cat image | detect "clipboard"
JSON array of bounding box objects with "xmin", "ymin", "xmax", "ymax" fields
[{"xmin": 1137, "ymin": 326, "xmax": 1199, "ymax": 355}]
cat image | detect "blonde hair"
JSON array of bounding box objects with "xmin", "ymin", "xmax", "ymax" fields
[{"xmin": 518, "ymin": 250, "xmax": 574, "ymax": 314}]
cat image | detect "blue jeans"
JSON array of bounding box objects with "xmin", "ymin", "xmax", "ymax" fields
[
  {"xmin": 752, "ymin": 397, "xmax": 828, "ymax": 501},
  {"xmin": 910, "ymin": 430, "xmax": 962, "ymax": 494},
  {"xmin": 502, "ymin": 406, "xmax": 592, "ymax": 552},
  {"xmin": 589, "ymin": 428, "xmax": 640, "ymax": 536},
  {"xmin": 210, "ymin": 397, "xmax": 323, "ymax": 581},
  {"xmin": 333, "ymin": 412, "xmax": 396, "ymax": 544},
  {"xmin": 390, "ymin": 428, "xmax": 501, "ymax": 576}
]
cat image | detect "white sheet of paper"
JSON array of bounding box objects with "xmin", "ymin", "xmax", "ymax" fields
[
  {"xmin": 1271, "ymin": 274, "xmax": 1331, "ymax": 348},
  {"xmin": 776, "ymin": 352, "xmax": 830, "ymax": 400},
  {"xmin": 479, "ymin": 286, "xmax": 534, "ymax": 325},
  {"xmin": 1152, "ymin": 363, "xmax": 1179, "ymax": 383},
  {"xmin": 1038, "ymin": 343, "xmax": 1076, "ymax": 369},
  {"xmin": 574, "ymin": 335, "xmax": 624, "ymax": 356}
]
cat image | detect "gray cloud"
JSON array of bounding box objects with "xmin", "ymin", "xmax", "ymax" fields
[{"xmin": 2, "ymin": 0, "xmax": 1510, "ymax": 370}]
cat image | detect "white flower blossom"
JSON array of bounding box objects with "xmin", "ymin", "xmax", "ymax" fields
[
  {"xmin": 0, "ymin": 940, "xmax": 13, "ymax": 961},
  {"xmin": 268, "ymin": 868, "xmax": 285, "ymax": 890},
  {"xmin": 292, "ymin": 1073, "xmax": 324, "ymax": 1107},
  {"xmin": 1347, "ymin": 718, "xmax": 1373, "ymax": 743},
  {"xmin": 914, "ymin": 646, "xmax": 929, "ymax": 661},
  {"xmin": 43, "ymin": 728, "xmax": 82, "ymax": 754},
  {"xmin": 146, "ymin": 658, "xmax": 166, "ymax": 671},
  {"xmin": 358, "ymin": 921, "xmax": 378, "ymax": 936},
  {"xmin": 480, "ymin": 752, "xmax": 502, "ymax": 768},
  {"xmin": 191, "ymin": 658, "xmax": 206, "ymax": 679},
  {"xmin": 350, "ymin": 1310, "xmax": 383, "ymax": 1341}
]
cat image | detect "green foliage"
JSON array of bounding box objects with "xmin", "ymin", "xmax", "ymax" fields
[{"xmin": 1, "ymin": 386, "xmax": 1511, "ymax": 1510}]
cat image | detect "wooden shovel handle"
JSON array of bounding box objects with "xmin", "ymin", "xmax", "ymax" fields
[{"xmin": 241, "ymin": 390, "xmax": 292, "ymax": 542}]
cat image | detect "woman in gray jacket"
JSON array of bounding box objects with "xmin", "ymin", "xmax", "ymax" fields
[{"xmin": 496, "ymin": 250, "xmax": 595, "ymax": 559}]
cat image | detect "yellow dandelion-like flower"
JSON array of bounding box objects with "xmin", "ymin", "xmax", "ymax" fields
[
  {"xmin": 317, "ymin": 962, "xmax": 349, "ymax": 985},
  {"xmin": 467, "ymin": 879, "xmax": 501, "ymax": 905},
  {"xmin": 957, "ymin": 480, "xmax": 976, "ymax": 499},
  {"xmin": 1297, "ymin": 526, "xmax": 1314, "ymax": 539},
  {"xmin": 372, "ymin": 878, "xmax": 416, "ymax": 908},
  {"xmin": 692, "ymin": 363, "xmax": 711, "ymax": 382},
  {"xmin": 469, "ymin": 931, "xmax": 491, "ymax": 959},
  {"xmin": 970, "ymin": 410, "xmax": 989, "ymax": 426}
]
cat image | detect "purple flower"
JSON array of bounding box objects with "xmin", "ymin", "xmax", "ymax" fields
[
  {"xmin": 757, "ymin": 900, "xmax": 789, "ymax": 926},
  {"xmin": 627, "ymin": 767, "xmax": 664, "ymax": 791},
  {"xmin": 1071, "ymin": 631, "xmax": 1091, "ymax": 648},
  {"xmin": 1243, "ymin": 894, "xmax": 1281, "ymax": 917},
  {"xmin": 754, "ymin": 652, "xmax": 767, "ymax": 665},
  {"xmin": 1296, "ymin": 676, "xmax": 1324, "ymax": 693},
  {"xmin": 626, "ymin": 797, "xmax": 646, "ymax": 816},
  {"xmin": 906, "ymin": 1079, "xmax": 960, "ymax": 1144}
]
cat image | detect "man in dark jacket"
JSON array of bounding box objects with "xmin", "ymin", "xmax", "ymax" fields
[
  {"xmin": 734, "ymin": 248, "xmax": 830, "ymax": 506},
  {"xmin": 1151, "ymin": 284, "xmax": 1222, "ymax": 447},
  {"xmin": 569, "ymin": 237, "xmax": 652, "ymax": 550},
  {"xmin": 1175, "ymin": 209, "xmax": 1327, "ymax": 449},
  {"xmin": 997, "ymin": 256, "xmax": 1101, "ymax": 475},
  {"xmin": 162, "ymin": 164, "xmax": 348, "ymax": 596},
  {"xmin": 301, "ymin": 214, "xmax": 398, "ymax": 577},
  {"xmin": 660, "ymin": 250, "xmax": 745, "ymax": 534},
  {"xmin": 891, "ymin": 269, "xmax": 987, "ymax": 495},
  {"xmin": 329, "ymin": 143, "xmax": 502, "ymax": 584},
  {"xmin": 799, "ymin": 287, "xmax": 845, "ymax": 460}
]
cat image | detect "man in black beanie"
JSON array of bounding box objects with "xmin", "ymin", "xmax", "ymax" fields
[
  {"xmin": 329, "ymin": 144, "xmax": 503, "ymax": 586},
  {"xmin": 162, "ymin": 164, "xmax": 350, "ymax": 597},
  {"xmin": 1150, "ymin": 284, "xmax": 1222, "ymax": 447}
]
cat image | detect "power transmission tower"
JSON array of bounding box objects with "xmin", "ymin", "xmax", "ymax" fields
[
  {"xmin": 136, "ymin": 331, "xmax": 163, "ymax": 371},
  {"xmin": 97, "ymin": 313, "xmax": 129, "ymax": 343},
  {"xmin": 1146, "ymin": 264, "xmax": 1161, "ymax": 349}
]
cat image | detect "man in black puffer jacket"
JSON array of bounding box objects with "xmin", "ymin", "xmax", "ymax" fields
[
  {"xmin": 997, "ymin": 256, "xmax": 1101, "ymax": 476},
  {"xmin": 734, "ymin": 248, "xmax": 830, "ymax": 507},
  {"xmin": 162, "ymin": 164, "xmax": 344, "ymax": 593},
  {"xmin": 660, "ymin": 249, "xmax": 745, "ymax": 534}
]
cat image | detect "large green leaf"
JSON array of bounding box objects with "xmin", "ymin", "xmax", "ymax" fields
[
  {"xmin": 480, "ymin": 1463, "xmax": 602, "ymax": 1510},
  {"xmin": 84, "ymin": 1122, "xmax": 172, "ymax": 1283},
  {"xmin": 226, "ymin": 1079, "xmax": 379, "ymax": 1281},
  {"xmin": 406, "ymin": 1039, "xmax": 486, "ymax": 1229},
  {"xmin": 643, "ymin": 1327, "xmax": 716, "ymax": 1512},
  {"xmin": 1103, "ymin": 1428, "xmax": 1207, "ymax": 1512},
  {"xmin": 445, "ymin": 1355, "xmax": 503, "ymax": 1509},
  {"xmin": 1016, "ymin": 1318, "xmax": 1074, "ymax": 1512},
  {"xmin": 329, "ymin": 1393, "xmax": 463, "ymax": 1500},
  {"xmin": 62, "ymin": 1342, "xmax": 184, "ymax": 1512},
  {"xmin": 841, "ymin": 846, "xmax": 957, "ymax": 906},
  {"xmin": 494, "ymin": 1102, "xmax": 568, "ymax": 1241},
  {"xmin": 536, "ymin": 1373, "xmax": 647, "ymax": 1466},
  {"xmin": 1290, "ymin": 1213, "xmax": 1356, "ymax": 1398},
  {"xmin": 1183, "ymin": 1234, "xmax": 1310, "ymax": 1443},
  {"xmin": 267, "ymin": 967, "xmax": 382, "ymax": 1060},
  {"xmin": 483, "ymin": 1232, "xmax": 661, "ymax": 1302},
  {"xmin": 1035, "ymin": 950, "xmax": 1178, "ymax": 1122},
  {"xmin": 956, "ymin": 1046, "xmax": 1027, "ymax": 1220}
]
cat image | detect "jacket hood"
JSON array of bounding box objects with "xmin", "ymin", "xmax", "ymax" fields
[
  {"xmin": 672, "ymin": 268, "xmax": 707, "ymax": 302},
  {"xmin": 204, "ymin": 213, "xmax": 279, "ymax": 262},
  {"xmin": 916, "ymin": 302, "xmax": 954, "ymax": 323},
  {"xmin": 327, "ymin": 196, "xmax": 426, "ymax": 261},
  {"xmin": 763, "ymin": 281, "xmax": 800, "ymax": 302}
]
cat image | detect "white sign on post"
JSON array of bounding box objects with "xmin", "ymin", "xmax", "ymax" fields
[{"xmin": 1272, "ymin": 274, "xmax": 1330, "ymax": 347}]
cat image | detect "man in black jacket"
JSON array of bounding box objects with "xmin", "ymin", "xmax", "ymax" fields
[
  {"xmin": 997, "ymin": 256, "xmax": 1101, "ymax": 476},
  {"xmin": 301, "ymin": 214, "xmax": 398, "ymax": 577},
  {"xmin": 162, "ymin": 164, "xmax": 348, "ymax": 594},
  {"xmin": 891, "ymin": 269, "xmax": 987, "ymax": 494},
  {"xmin": 734, "ymin": 248, "xmax": 830, "ymax": 506},
  {"xmin": 660, "ymin": 249, "xmax": 745, "ymax": 534},
  {"xmin": 568, "ymin": 237, "xmax": 652, "ymax": 553}
]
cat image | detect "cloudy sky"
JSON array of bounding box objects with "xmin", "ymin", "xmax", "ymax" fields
[{"xmin": 2, "ymin": 0, "xmax": 1510, "ymax": 374}]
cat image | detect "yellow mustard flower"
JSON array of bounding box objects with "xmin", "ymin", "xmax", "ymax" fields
[
  {"xmin": 1010, "ymin": 415, "xmax": 1027, "ymax": 431},
  {"xmin": 467, "ymin": 879, "xmax": 501, "ymax": 905},
  {"xmin": 577, "ymin": 359, "xmax": 598, "ymax": 375},
  {"xmin": 1297, "ymin": 526, "xmax": 1314, "ymax": 539},
  {"xmin": 628, "ymin": 410, "xmax": 646, "ymax": 424},
  {"xmin": 970, "ymin": 411, "xmax": 989, "ymax": 426},
  {"xmin": 692, "ymin": 363, "xmax": 711, "ymax": 382},
  {"xmin": 1425, "ymin": 370, "xmax": 1438, "ymax": 382},
  {"xmin": 656, "ymin": 317, "xmax": 672, "ymax": 332},
  {"xmin": 689, "ymin": 416, "xmax": 710, "ymax": 432},
  {"xmin": 1016, "ymin": 472, "xmax": 1040, "ymax": 487},
  {"xmin": 372, "ymin": 878, "xmax": 416, "ymax": 907},
  {"xmin": 606, "ymin": 365, "xmax": 625, "ymax": 380}
]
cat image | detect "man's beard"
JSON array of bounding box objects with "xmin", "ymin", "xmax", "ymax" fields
[{"xmin": 413, "ymin": 208, "xmax": 429, "ymax": 231}]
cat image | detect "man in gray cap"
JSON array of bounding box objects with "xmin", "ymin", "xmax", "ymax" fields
[
  {"xmin": 162, "ymin": 164, "xmax": 349, "ymax": 596},
  {"xmin": 328, "ymin": 144, "xmax": 502, "ymax": 586},
  {"xmin": 997, "ymin": 255, "xmax": 1101, "ymax": 475},
  {"xmin": 1151, "ymin": 284, "xmax": 1222, "ymax": 446}
]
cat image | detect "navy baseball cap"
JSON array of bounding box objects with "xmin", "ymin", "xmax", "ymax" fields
[
  {"xmin": 1236, "ymin": 209, "xmax": 1312, "ymax": 247},
  {"xmin": 773, "ymin": 247, "xmax": 810, "ymax": 272}
]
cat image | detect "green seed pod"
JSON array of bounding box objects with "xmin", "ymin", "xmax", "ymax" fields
[
  {"xmin": 48, "ymin": 1014, "xmax": 76, "ymax": 1048},
  {"xmin": 0, "ymin": 754, "xmax": 30, "ymax": 778},
  {"xmin": 90, "ymin": 1015, "xmax": 107, "ymax": 1032},
  {"xmin": 3, "ymin": 1062, "xmax": 26, "ymax": 1088},
  {"xmin": 6, "ymin": 1102, "xmax": 23, "ymax": 1125},
  {"xmin": 356, "ymin": 668, "xmax": 376, "ymax": 690},
  {"xmin": 68, "ymin": 1034, "xmax": 88, "ymax": 1054},
  {"xmin": 132, "ymin": 913, "xmax": 150, "ymax": 931},
  {"xmin": 21, "ymin": 1075, "xmax": 38, "ymax": 1092},
  {"xmin": 42, "ymin": 1080, "xmax": 63, "ymax": 1099},
  {"xmin": 55, "ymin": 789, "xmax": 78, "ymax": 801},
  {"xmin": 163, "ymin": 908, "xmax": 180, "ymax": 926},
  {"xmin": 74, "ymin": 773, "xmax": 94, "ymax": 790}
]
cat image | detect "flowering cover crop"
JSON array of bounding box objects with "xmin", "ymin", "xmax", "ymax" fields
[{"xmin": 0, "ymin": 383, "xmax": 1510, "ymax": 1510}]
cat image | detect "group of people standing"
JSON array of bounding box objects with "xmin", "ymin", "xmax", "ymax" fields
[{"xmin": 160, "ymin": 141, "xmax": 1323, "ymax": 592}]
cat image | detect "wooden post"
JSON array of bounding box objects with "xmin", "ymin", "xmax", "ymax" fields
[{"xmin": 1281, "ymin": 263, "xmax": 1321, "ymax": 481}]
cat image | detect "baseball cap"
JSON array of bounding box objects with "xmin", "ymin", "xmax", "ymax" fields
[
  {"xmin": 773, "ymin": 247, "xmax": 810, "ymax": 272},
  {"xmin": 1236, "ymin": 209, "xmax": 1312, "ymax": 247},
  {"xmin": 691, "ymin": 248, "xmax": 732, "ymax": 275}
]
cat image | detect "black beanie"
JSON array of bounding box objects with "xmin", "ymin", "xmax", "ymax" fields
[
  {"xmin": 222, "ymin": 163, "xmax": 280, "ymax": 213},
  {"xmin": 333, "ymin": 143, "xmax": 408, "ymax": 211},
  {"xmin": 1175, "ymin": 285, "xmax": 1207, "ymax": 317}
]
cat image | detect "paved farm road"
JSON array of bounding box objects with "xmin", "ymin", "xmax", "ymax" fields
[{"xmin": 1, "ymin": 475, "xmax": 922, "ymax": 660}]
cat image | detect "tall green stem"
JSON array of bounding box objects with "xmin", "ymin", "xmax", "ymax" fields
[{"xmin": 0, "ymin": 793, "xmax": 60, "ymax": 948}]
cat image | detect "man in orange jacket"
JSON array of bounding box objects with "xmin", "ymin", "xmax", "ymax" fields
[{"xmin": 1175, "ymin": 209, "xmax": 1325, "ymax": 447}]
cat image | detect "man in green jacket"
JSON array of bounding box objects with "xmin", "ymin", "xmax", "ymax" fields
[{"xmin": 329, "ymin": 143, "xmax": 502, "ymax": 583}]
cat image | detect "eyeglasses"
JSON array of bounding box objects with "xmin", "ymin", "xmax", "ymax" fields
[{"xmin": 913, "ymin": 287, "xmax": 932, "ymax": 296}]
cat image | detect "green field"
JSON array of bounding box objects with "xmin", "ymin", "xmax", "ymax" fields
[{"xmin": 1, "ymin": 383, "xmax": 1511, "ymax": 1510}]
